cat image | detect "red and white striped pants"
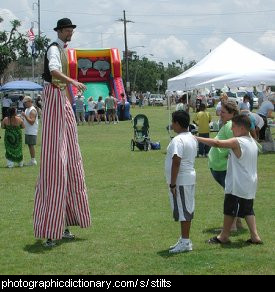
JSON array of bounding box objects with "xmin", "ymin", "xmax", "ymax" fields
[{"xmin": 33, "ymin": 84, "xmax": 91, "ymax": 239}]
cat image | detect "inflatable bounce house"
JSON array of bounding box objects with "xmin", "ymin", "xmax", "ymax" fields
[
  {"xmin": 67, "ymin": 48, "xmax": 130, "ymax": 120},
  {"xmin": 68, "ymin": 48, "xmax": 125, "ymax": 100}
]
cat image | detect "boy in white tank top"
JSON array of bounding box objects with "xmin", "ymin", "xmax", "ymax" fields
[{"xmin": 196, "ymin": 114, "xmax": 262, "ymax": 245}]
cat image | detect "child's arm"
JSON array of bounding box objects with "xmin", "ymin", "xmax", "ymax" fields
[
  {"xmin": 196, "ymin": 136, "xmax": 241, "ymax": 158},
  {"xmin": 170, "ymin": 154, "xmax": 181, "ymax": 196}
]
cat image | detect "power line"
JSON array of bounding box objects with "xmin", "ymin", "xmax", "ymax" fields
[
  {"xmin": 39, "ymin": 8, "xmax": 275, "ymax": 17},
  {"xmin": 3, "ymin": 7, "xmax": 275, "ymax": 18},
  {"xmin": 127, "ymin": 9, "xmax": 275, "ymax": 17}
]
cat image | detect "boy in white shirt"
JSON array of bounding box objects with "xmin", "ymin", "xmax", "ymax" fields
[
  {"xmin": 165, "ymin": 111, "xmax": 198, "ymax": 253},
  {"xmin": 196, "ymin": 114, "xmax": 262, "ymax": 245}
]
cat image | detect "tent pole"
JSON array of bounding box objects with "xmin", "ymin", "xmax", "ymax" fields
[{"xmin": 168, "ymin": 93, "xmax": 171, "ymax": 139}]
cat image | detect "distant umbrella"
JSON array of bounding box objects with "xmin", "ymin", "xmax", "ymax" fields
[{"xmin": 0, "ymin": 80, "xmax": 43, "ymax": 91}]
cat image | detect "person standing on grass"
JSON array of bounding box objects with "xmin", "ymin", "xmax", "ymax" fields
[
  {"xmin": 256, "ymin": 94, "xmax": 275, "ymax": 140},
  {"xmin": 21, "ymin": 96, "xmax": 38, "ymax": 166},
  {"xmin": 96, "ymin": 96, "xmax": 106, "ymax": 123},
  {"xmin": 105, "ymin": 92, "xmax": 116, "ymax": 124},
  {"xmin": 165, "ymin": 110, "xmax": 198, "ymax": 253},
  {"xmin": 75, "ymin": 92, "xmax": 85, "ymax": 125},
  {"xmin": 208, "ymin": 100, "xmax": 243, "ymax": 231},
  {"xmin": 34, "ymin": 18, "xmax": 91, "ymax": 247},
  {"xmin": 196, "ymin": 115, "xmax": 262, "ymax": 245},
  {"xmin": 1, "ymin": 107, "xmax": 25, "ymax": 168},
  {"xmin": 193, "ymin": 103, "xmax": 212, "ymax": 157},
  {"xmin": 1, "ymin": 94, "xmax": 12, "ymax": 120},
  {"xmin": 87, "ymin": 96, "xmax": 97, "ymax": 125}
]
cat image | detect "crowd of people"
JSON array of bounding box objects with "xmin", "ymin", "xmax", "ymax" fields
[
  {"xmin": 0, "ymin": 17, "xmax": 274, "ymax": 252},
  {"xmin": 72, "ymin": 91, "xmax": 129, "ymax": 125}
]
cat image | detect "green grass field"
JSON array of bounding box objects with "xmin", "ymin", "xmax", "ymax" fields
[{"xmin": 0, "ymin": 106, "xmax": 274, "ymax": 275}]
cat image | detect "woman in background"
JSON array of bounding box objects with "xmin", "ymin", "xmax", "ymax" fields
[{"xmin": 1, "ymin": 107, "xmax": 25, "ymax": 168}]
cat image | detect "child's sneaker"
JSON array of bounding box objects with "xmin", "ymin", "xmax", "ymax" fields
[
  {"xmin": 169, "ymin": 239, "xmax": 193, "ymax": 253},
  {"xmin": 18, "ymin": 161, "xmax": 24, "ymax": 167},
  {"xmin": 26, "ymin": 159, "xmax": 37, "ymax": 166},
  {"xmin": 62, "ymin": 229, "xmax": 75, "ymax": 239},
  {"xmin": 169, "ymin": 237, "xmax": 181, "ymax": 250}
]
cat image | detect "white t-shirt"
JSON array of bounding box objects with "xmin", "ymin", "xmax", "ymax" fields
[
  {"xmin": 87, "ymin": 101, "xmax": 96, "ymax": 111},
  {"xmin": 251, "ymin": 113, "xmax": 264, "ymax": 129},
  {"xmin": 225, "ymin": 136, "xmax": 258, "ymax": 199},
  {"xmin": 257, "ymin": 100, "xmax": 274, "ymax": 117},
  {"xmin": 176, "ymin": 103, "xmax": 188, "ymax": 111},
  {"xmin": 24, "ymin": 106, "xmax": 38, "ymax": 135},
  {"xmin": 165, "ymin": 132, "xmax": 197, "ymax": 185},
  {"xmin": 2, "ymin": 97, "xmax": 12, "ymax": 108},
  {"xmin": 131, "ymin": 93, "xmax": 136, "ymax": 103}
]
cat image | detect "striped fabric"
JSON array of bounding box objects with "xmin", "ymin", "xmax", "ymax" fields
[{"xmin": 33, "ymin": 84, "xmax": 91, "ymax": 240}]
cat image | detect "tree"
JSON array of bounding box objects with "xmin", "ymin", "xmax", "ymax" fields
[
  {"xmin": 0, "ymin": 17, "xmax": 50, "ymax": 83},
  {"xmin": 0, "ymin": 18, "xmax": 28, "ymax": 82},
  {"xmin": 121, "ymin": 55, "xmax": 194, "ymax": 93}
]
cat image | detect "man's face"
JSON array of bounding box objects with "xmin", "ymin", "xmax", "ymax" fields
[
  {"xmin": 59, "ymin": 28, "xmax": 74, "ymax": 42},
  {"xmin": 24, "ymin": 100, "xmax": 32, "ymax": 108}
]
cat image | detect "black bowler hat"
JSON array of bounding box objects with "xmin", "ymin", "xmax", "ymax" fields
[{"xmin": 54, "ymin": 18, "xmax": 76, "ymax": 31}]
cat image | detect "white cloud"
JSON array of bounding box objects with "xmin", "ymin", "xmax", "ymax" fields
[
  {"xmin": 233, "ymin": 0, "xmax": 261, "ymax": 7},
  {"xmin": 259, "ymin": 30, "xmax": 275, "ymax": 47},
  {"xmin": 200, "ymin": 36, "xmax": 223, "ymax": 55},
  {"xmin": 2, "ymin": 0, "xmax": 275, "ymax": 63},
  {"xmin": 0, "ymin": 9, "xmax": 18, "ymax": 30},
  {"xmin": 148, "ymin": 36, "xmax": 195, "ymax": 62}
]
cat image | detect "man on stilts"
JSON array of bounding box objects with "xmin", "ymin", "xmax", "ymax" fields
[{"xmin": 34, "ymin": 18, "xmax": 91, "ymax": 247}]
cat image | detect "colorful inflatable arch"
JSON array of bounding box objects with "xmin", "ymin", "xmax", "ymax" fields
[{"xmin": 67, "ymin": 48, "xmax": 126, "ymax": 102}]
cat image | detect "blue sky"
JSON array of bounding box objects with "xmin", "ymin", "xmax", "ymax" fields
[{"xmin": 1, "ymin": 0, "xmax": 275, "ymax": 65}]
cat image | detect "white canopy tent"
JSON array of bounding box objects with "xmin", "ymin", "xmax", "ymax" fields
[{"xmin": 168, "ymin": 38, "xmax": 275, "ymax": 91}]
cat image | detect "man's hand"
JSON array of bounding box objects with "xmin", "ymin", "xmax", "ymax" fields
[{"xmin": 72, "ymin": 80, "xmax": 86, "ymax": 92}]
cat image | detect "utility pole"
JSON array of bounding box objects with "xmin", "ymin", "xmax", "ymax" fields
[
  {"xmin": 38, "ymin": 0, "xmax": 40, "ymax": 37},
  {"xmin": 117, "ymin": 10, "xmax": 134, "ymax": 94},
  {"xmin": 32, "ymin": 0, "xmax": 40, "ymax": 83},
  {"xmin": 33, "ymin": 0, "xmax": 41, "ymax": 37}
]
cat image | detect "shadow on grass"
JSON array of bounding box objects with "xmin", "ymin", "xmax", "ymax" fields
[
  {"xmin": 157, "ymin": 239, "xmax": 254, "ymax": 257},
  {"xmin": 157, "ymin": 249, "xmax": 177, "ymax": 258},
  {"xmin": 157, "ymin": 249, "xmax": 194, "ymax": 258},
  {"xmin": 202, "ymin": 227, "xmax": 248, "ymax": 237},
  {"xmin": 24, "ymin": 238, "xmax": 86, "ymax": 254},
  {"xmin": 219, "ymin": 239, "xmax": 255, "ymax": 249}
]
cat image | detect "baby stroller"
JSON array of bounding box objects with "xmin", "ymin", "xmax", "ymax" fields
[{"xmin": 131, "ymin": 114, "xmax": 151, "ymax": 151}]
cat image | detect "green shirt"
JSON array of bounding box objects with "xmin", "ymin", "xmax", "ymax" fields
[{"xmin": 208, "ymin": 120, "xmax": 233, "ymax": 171}]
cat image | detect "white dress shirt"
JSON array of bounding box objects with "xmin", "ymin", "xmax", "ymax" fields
[{"xmin": 47, "ymin": 38, "xmax": 67, "ymax": 73}]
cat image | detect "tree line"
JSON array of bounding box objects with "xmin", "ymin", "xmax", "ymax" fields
[{"xmin": 122, "ymin": 54, "xmax": 196, "ymax": 94}]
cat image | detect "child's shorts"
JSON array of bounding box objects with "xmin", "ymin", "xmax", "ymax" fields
[
  {"xmin": 169, "ymin": 185, "xmax": 195, "ymax": 222},
  {"xmin": 224, "ymin": 193, "xmax": 255, "ymax": 218}
]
